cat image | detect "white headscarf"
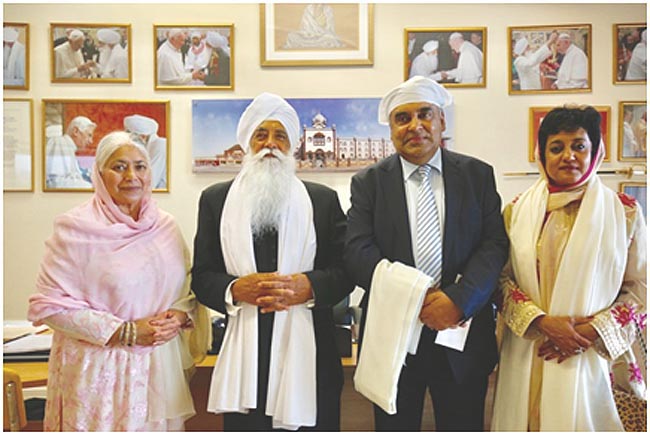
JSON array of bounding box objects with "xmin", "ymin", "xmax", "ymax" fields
[
  {"xmin": 378, "ymin": 76, "xmax": 453, "ymax": 125},
  {"xmin": 236, "ymin": 93, "xmax": 300, "ymax": 153},
  {"xmin": 514, "ymin": 38, "xmax": 529, "ymax": 56}
]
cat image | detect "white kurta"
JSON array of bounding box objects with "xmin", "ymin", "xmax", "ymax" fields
[
  {"xmin": 555, "ymin": 44, "xmax": 588, "ymax": 89},
  {"xmin": 147, "ymin": 134, "xmax": 167, "ymax": 189},
  {"xmin": 445, "ymin": 41, "xmax": 483, "ymax": 84},
  {"xmin": 45, "ymin": 134, "xmax": 92, "ymax": 189},
  {"xmin": 409, "ymin": 51, "xmax": 439, "ymax": 79},
  {"xmin": 625, "ymin": 41, "xmax": 647, "ymax": 80},
  {"xmin": 157, "ymin": 40, "xmax": 192, "ymax": 85},
  {"xmin": 102, "ymin": 44, "xmax": 128, "ymax": 79},
  {"xmin": 514, "ymin": 44, "xmax": 552, "ymax": 90},
  {"xmin": 54, "ymin": 42, "xmax": 85, "ymax": 78},
  {"xmin": 185, "ymin": 43, "xmax": 211, "ymax": 71},
  {"xmin": 3, "ymin": 41, "xmax": 25, "ymax": 85},
  {"xmin": 623, "ymin": 121, "xmax": 640, "ymax": 157}
]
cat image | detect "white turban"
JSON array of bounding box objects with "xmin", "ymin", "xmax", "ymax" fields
[
  {"xmin": 95, "ymin": 131, "xmax": 149, "ymax": 170},
  {"xmin": 3, "ymin": 27, "xmax": 18, "ymax": 43},
  {"xmin": 97, "ymin": 28, "xmax": 120, "ymax": 45},
  {"xmin": 422, "ymin": 40, "xmax": 438, "ymax": 53},
  {"xmin": 514, "ymin": 38, "xmax": 528, "ymax": 56},
  {"xmin": 69, "ymin": 29, "xmax": 84, "ymax": 41},
  {"xmin": 206, "ymin": 31, "xmax": 227, "ymax": 49},
  {"xmin": 378, "ymin": 76, "xmax": 453, "ymax": 125},
  {"xmin": 124, "ymin": 114, "xmax": 158, "ymax": 136},
  {"xmin": 236, "ymin": 93, "xmax": 300, "ymax": 153}
]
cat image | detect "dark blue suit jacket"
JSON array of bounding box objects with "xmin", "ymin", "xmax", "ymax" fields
[{"xmin": 344, "ymin": 149, "xmax": 508, "ymax": 382}]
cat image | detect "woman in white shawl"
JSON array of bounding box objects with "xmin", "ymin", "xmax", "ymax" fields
[{"xmin": 492, "ymin": 105, "xmax": 646, "ymax": 431}]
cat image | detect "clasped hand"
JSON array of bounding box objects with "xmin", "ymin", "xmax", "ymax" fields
[
  {"xmin": 534, "ymin": 315, "xmax": 597, "ymax": 363},
  {"xmin": 232, "ymin": 272, "xmax": 313, "ymax": 314},
  {"xmin": 419, "ymin": 288, "xmax": 464, "ymax": 331}
]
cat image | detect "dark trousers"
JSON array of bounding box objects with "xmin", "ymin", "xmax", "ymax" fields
[{"xmin": 373, "ymin": 329, "xmax": 489, "ymax": 432}]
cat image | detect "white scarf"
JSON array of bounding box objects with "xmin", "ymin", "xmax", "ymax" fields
[
  {"xmin": 206, "ymin": 172, "xmax": 318, "ymax": 430},
  {"xmin": 354, "ymin": 259, "xmax": 431, "ymax": 414},
  {"xmin": 492, "ymin": 176, "xmax": 628, "ymax": 430}
]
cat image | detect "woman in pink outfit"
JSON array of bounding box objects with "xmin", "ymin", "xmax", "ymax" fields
[{"xmin": 28, "ymin": 131, "xmax": 209, "ymax": 431}]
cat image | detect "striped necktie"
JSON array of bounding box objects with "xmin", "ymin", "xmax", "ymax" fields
[{"xmin": 416, "ymin": 164, "xmax": 442, "ymax": 288}]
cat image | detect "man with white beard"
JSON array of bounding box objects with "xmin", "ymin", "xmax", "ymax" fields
[{"xmin": 192, "ymin": 93, "xmax": 353, "ymax": 431}]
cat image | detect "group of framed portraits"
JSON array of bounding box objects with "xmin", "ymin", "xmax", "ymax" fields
[{"xmin": 3, "ymin": 12, "xmax": 646, "ymax": 196}]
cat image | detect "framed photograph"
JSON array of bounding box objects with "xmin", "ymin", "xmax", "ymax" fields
[
  {"xmin": 3, "ymin": 99, "xmax": 34, "ymax": 191},
  {"xmin": 42, "ymin": 99, "xmax": 169, "ymax": 192},
  {"xmin": 260, "ymin": 3, "xmax": 373, "ymax": 66},
  {"xmin": 192, "ymin": 97, "xmax": 455, "ymax": 173},
  {"xmin": 529, "ymin": 105, "xmax": 611, "ymax": 162},
  {"xmin": 618, "ymin": 101, "xmax": 646, "ymax": 161},
  {"xmin": 404, "ymin": 27, "xmax": 486, "ymax": 88},
  {"xmin": 619, "ymin": 182, "xmax": 647, "ymax": 221},
  {"xmin": 50, "ymin": 23, "xmax": 131, "ymax": 83},
  {"xmin": 154, "ymin": 24, "xmax": 234, "ymax": 90},
  {"xmin": 613, "ymin": 23, "xmax": 647, "ymax": 84},
  {"xmin": 3, "ymin": 23, "xmax": 29, "ymax": 90},
  {"xmin": 509, "ymin": 24, "xmax": 591, "ymax": 94}
]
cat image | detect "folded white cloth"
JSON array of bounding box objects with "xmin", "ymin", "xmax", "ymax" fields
[{"xmin": 354, "ymin": 259, "xmax": 432, "ymax": 414}]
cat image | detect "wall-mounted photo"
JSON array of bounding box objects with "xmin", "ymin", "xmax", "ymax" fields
[
  {"xmin": 404, "ymin": 27, "xmax": 486, "ymax": 88},
  {"xmin": 620, "ymin": 182, "xmax": 647, "ymax": 221},
  {"xmin": 509, "ymin": 24, "xmax": 591, "ymax": 94},
  {"xmin": 260, "ymin": 3, "xmax": 373, "ymax": 66},
  {"xmin": 3, "ymin": 23, "xmax": 29, "ymax": 90},
  {"xmin": 42, "ymin": 99, "xmax": 169, "ymax": 192},
  {"xmin": 3, "ymin": 99, "xmax": 33, "ymax": 191},
  {"xmin": 614, "ymin": 23, "xmax": 647, "ymax": 84},
  {"xmin": 618, "ymin": 101, "xmax": 646, "ymax": 161},
  {"xmin": 50, "ymin": 23, "xmax": 131, "ymax": 83},
  {"xmin": 529, "ymin": 105, "xmax": 610, "ymax": 162},
  {"xmin": 154, "ymin": 24, "xmax": 233, "ymax": 90},
  {"xmin": 192, "ymin": 97, "xmax": 455, "ymax": 173}
]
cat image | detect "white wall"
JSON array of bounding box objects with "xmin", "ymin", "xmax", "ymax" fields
[{"xmin": 3, "ymin": 3, "xmax": 646, "ymax": 319}]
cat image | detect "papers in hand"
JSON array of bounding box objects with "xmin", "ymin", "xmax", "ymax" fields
[
  {"xmin": 3, "ymin": 334, "xmax": 52, "ymax": 354},
  {"xmin": 434, "ymin": 319, "xmax": 472, "ymax": 352}
]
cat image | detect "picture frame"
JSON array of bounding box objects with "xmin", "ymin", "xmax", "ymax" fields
[
  {"xmin": 3, "ymin": 98, "xmax": 34, "ymax": 192},
  {"xmin": 619, "ymin": 182, "xmax": 647, "ymax": 221},
  {"xmin": 50, "ymin": 23, "xmax": 131, "ymax": 83},
  {"xmin": 42, "ymin": 99, "xmax": 170, "ymax": 192},
  {"xmin": 3, "ymin": 22, "xmax": 29, "ymax": 90},
  {"xmin": 404, "ymin": 27, "xmax": 486, "ymax": 88},
  {"xmin": 154, "ymin": 24, "xmax": 234, "ymax": 90},
  {"xmin": 618, "ymin": 101, "xmax": 646, "ymax": 161},
  {"xmin": 260, "ymin": 3, "xmax": 373, "ymax": 66},
  {"xmin": 613, "ymin": 23, "xmax": 647, "ymax": 84},
  {"xmin": 508, "ymin": 24, "xmax": 592, "ymax": 94},
  {"xmin": 529, "ymin": 105, "xmax": 611, "ymax": 162},
  {"xmin": 192, "ymin": 97, "xmax": 455, "ymax": 173}
]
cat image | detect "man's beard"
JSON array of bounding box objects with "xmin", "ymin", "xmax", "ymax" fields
[{"xmin": 239, "ymin": 148, "xmax": 296, "ymax": 238}]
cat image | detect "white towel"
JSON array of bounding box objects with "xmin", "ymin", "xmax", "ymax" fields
[{"xmin": 354, "ymin": 259, "xmax": 432, "ymax": 414}]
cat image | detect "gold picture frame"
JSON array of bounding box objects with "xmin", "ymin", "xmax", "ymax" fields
[
  {"xmin": 404, "ymin": 27, "xmax": 486, "ymax": 88},
  {"xmin": 42, "ymin": 99, "xmax": 170, "ymax": 193},
  {"xmin": 3, "ymin": 98, "xmax": 34, "ymax": 192},
  {"xmin": 154, "ymin": 24, "xmax": 234, "ymax": 90},
  {"xmin": 613, "ymin": 23, "xmax": 647, "ymax": 85},
  {"xmin": 260, "ymin": 3, "xmax": 374, "ymax": 66},
  {"xmin": 618, "ymin": 101, "xmax": 646, "ymax": 162},
  {"xmin": 3, "ymin": 22, "xmax": 29, "ymax": 90},
  {"xmin": 509, "ymin": 24, "xmax": 592, "ymax": 95},
  {"xmin": 50, "ymin": 23, "xmax": 132, "ymax": 83},
  {"xmin": 529, "ymin": 105, "xmax": 611, "ymax": 162},
  {"xmin": 619, "ymin": 182, "xmax": 647, "ymax": 220}
]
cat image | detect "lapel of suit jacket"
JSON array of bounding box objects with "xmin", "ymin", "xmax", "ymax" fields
[
  {"xmin": 441, "ymin": 149, "xmax": 463, "ymax": 281},
  {"xmin": 380, "ymin": 154, "xmax": 415, "ymax": 266}
]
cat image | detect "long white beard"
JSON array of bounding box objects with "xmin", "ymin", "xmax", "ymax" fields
[{"xmin": 238, "ymin": 149, "xmax": 296, "ymax": 238}]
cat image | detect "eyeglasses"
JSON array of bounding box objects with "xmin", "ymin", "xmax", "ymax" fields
[{"xmin": 392, "ymin": 107, "xmax": 436, "ymax": 127}]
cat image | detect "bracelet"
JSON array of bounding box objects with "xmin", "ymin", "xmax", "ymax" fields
[
  {"xmin": 118, "ymin": 322, "xmax": 127, "ymax": 345},
  {"xmin": 129, "ymin": 321, "xmax": 137, "ymax": 346}
]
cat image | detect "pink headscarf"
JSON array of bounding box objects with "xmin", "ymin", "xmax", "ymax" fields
[{"xmin": 28, "ymin": 133, "xmax": 187, "ymax": 352}]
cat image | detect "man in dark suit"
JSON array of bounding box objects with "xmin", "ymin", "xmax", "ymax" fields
[
  {"xmin": 191, "ymin": 93, "xmax": 353, "ymax": 431},
  {"xmin": 345, "ymin": 76, "xmax": 508, "ymax": 431}
]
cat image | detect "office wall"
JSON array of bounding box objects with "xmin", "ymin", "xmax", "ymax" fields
[{"xmin": 3, "ymin": 3, "xmax": 646, "ymax": 319}]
